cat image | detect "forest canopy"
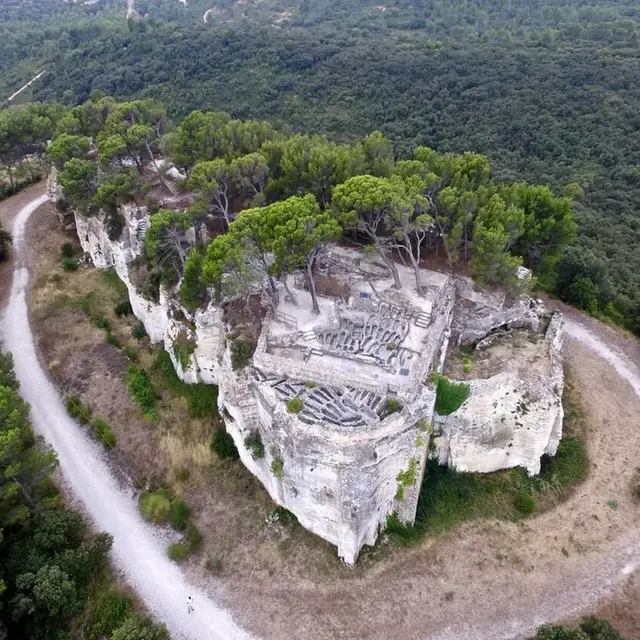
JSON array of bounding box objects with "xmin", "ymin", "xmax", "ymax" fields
[{"xmin": 1, "ymin": 0, "xmax": 639, "ymax": 331}]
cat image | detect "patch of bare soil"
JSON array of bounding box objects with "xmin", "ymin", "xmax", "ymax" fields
[
  {"xmin": 20, "ymin": 199, "xmax": 640, "ymax": 639},
  {"xmin": 446, "ymin": 330, "xmax": 552, "ymax": 381}
]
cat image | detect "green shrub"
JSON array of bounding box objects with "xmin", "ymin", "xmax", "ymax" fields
[
  {"xmin": 244, "ymin": 432, "xmax": 265, "ymax": 459},
  {"xmin": 172, "ymin": 331, "xmax": 197, "ymax": 369},
  {"xmin": 87, "ymin": 589, "xmax": 132, "ymax": 640},
  {"xmin": 93, "ymin": 315, "xmax": 111, "ymax": 331},
  {"xmin": 139, "ymin": 490, "xmax": 171, "ymax": 524},
  {"xmin": 185, "ymin": 522, "xmax": 203, "ymax": 552},
  {"xmin": 230, "ymin": 339, "xmax": 255, "ymax": 370},
  {"xmin": 270, "ymin": 456, "xmax": 284, "ymax": 479},
  {"xmin": 180, "ymin": 249, "xmax": 207, "ymax": 312},
  {"xmin": 579, "ymin": 617, "xmax": 625, "ymax": 640},
  {"xmin": 633, "ymin": 484, "xmax": 640, "ymax": 499},
  {"xmin": 540, "ymin": 436, "xmax": 588, "ymax": 487},
  {"xmin": 65, "ymin": 394, "xmax": 82, "ymax": 418},
  {"xmin": 304, "ymin": 380, "xmax": 317, "ymax": 389},
  {"xmin": 435, "ymin": 377, "xmax": 471, "ymax": 415},
  {"xmin": 463, "ymin": 355, "xmax": 473, "ymax": 374},
  {"xmin": 270, "ymin": 506, "xmax": 298, "ymax": 526},
  {"xmin": 385, "ymin": 512, "xmax": 422, "ymax": 547},
  {"xmin": 185, "ymin": 384, "xmax": 218, "ymax": 418},
  {"xmin": 286, "ymin": 396, "xmax": 304, "ymax": 413},
  {"xmin": 132, "ymin": 323, "xmax": 147, "ymax": 340},
  {"xmin": 60, "ymin": 242, "xmax": 75, "ymax": 258},
  {"xmin": 395, "ymin": 457, "xmax": 417, "ymax": 501},
  {"xmin": 211, "ymin": 429, "xmax": 239, "ymax": 460},
  {"xmin": 514, "ymin": 491, "xmax": 536, "ymax": 515},
  {"xmin": 92, "ymin": 417, "xmax": 116, "ymax": 448},
  {"xmin": 167, "ymin": 542, "xmax": 189, "ymax": 562},
  {"xmin": 170, "ymin": 500, "xmax": 192, "ymax": 531},
  {"xmin": 386, "ymin": 398, "xmax": 402, "ymax": 413},
  {"xmin": 122, "ymin": 346, "xmax": 137, "ymax": 362},
  {"xmin": 101, "ymin": 269, "xmax": 128, "ymax": 296},
  {"xmin": 61, "ymin": 256, "xmax": 78, "ymax": 271},
  {"xmin": 65, "ymin": 395, "xmax": 93, "ymax": 425},
  {"xmin": 114, "ymin": 299, "xmax": 133, "ymax": 317},
  {"xmin": 126, "ymin": 366, "xmax": 157, "ymax": 421},
  {"xmin": 106, "ymin": 332, "xmax": 121, "ymax": 349}
]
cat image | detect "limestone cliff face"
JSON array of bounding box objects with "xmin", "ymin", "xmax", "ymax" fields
[
  {"xmin": 435, "ymin": 313, "xmax": 565, "ymax": 475},
  {"xmin": 56, "ymin": 180, "xmax": 566, "ymax": 565}
]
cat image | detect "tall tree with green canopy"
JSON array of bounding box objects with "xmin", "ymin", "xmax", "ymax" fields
[
  {"xmin": 47, "ymin": 133, "xmax": 91, "ymax": 170},
  {"xmin": 268, "ymin": 195, "xmax": 342, "ymax": 313},
  {"xmin": 332, "ymin": 174, "xmax": 413, "ymax": 289},
  {"xmin": 501, "ymin": 183, "xmax": 576, "ymax": 278},
  {"xmin": 188, "ymin": 159, "xmax": 236, "ymax": 228},
  {"xmin": 385, "ymin": 176, "xmax": 433, "ymax": 293},
  {"xmin": 0, "ymin": 353, "xmax": 57, "ymax": 538},
  {"xmin": 232, "ymin": 152, "xmax": 270, "ymax": 206},
  {"xmin": 469, "ymin": 194, "xmax": 525, "ymax": 289},
  {"xmin": 96, "ymin": 100, "xmax": 166, "ymax": 173},
  {"xmin": 189, "ymin": 153, "xmax": 270, "ymax": 227},
  {"xmin": 396, "ymin": 147, "xmax": 493, "ymax": 268},
  {"xmin": 360, "ymin": 131, "xmax": 395, "ymax": 177},
  {"xmin": 166, "ymin": 109, "xmax": 232, "ymax": 174},
  {"xmin": 57, "ymin": 158, "xmax": 98, "ymax": 214},
  {"xmin": 0, "ymin": 223, "xmax": 11, "ymax": 263},
  {"xmin": 144, "ymin": 210, "xmax": 193, "ymax": 285},
  {"xmin": 222, "ymin": 118, "xmax": 277, "ymax": 159},
  {"xmin": 204, "ymin": 205, "xmax": 280, "ymax": 307},
  {"xmin": 274, "ymin": 134, "xmax": 365, "ymax": 207}
]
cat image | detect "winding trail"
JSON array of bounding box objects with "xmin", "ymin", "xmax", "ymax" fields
[
  {"xmin": 2, "ymin": 193, "xmax": 640, "ymax": 640},
  {"xmin": 564, "ymin": 319, "xmax": 640, "ymax": 395},
  {"xmin": 1, "ymin": 195, "xmax": 252, "ymax": 640}
]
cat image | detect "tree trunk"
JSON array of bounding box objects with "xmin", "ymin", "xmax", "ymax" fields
[
  {"xmin": 282, "ymin": 277, "xmax": 297, "ymax": 306},
  {"xmin": 436, "ymin": 221, "xmax": 453, "ymax": 270},
  {"xmin": 411, "ymin": 255, "xmax": 422, "ymax": 295},
  {"xmin": 146, "ymin": 140, "xmax": 175, "ymax": 195},
  {"xmin": 375, "ymin": 244, "xmax": 401, "ymax": 289},
  {"xmin": 24, "ymin": 158, "xmax": 35, "ymax": 181},
  {"xmin": 306, "ymin": 262, "xmax": 320, "ymax": 314}
]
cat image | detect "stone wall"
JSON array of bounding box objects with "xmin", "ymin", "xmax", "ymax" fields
[{"xmin": 55, "ymin": 180, "xmax": 566, "ymax": 564}]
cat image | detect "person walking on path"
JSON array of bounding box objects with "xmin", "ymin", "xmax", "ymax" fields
[{"xmin": 187, "ymin": 595, "xmax": 194, "ymax": 614}]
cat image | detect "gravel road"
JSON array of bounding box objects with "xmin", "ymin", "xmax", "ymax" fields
[
  {"xmin": 564, "ymin": 319, "xmax": 640, "ymax": 395},
  {"xmin": 1, "ymin": 195, "xmax": 253, "ymax": 640},
  {"xmin": 2, "ymin": 194, "xmax": 640, "ymax": 640}
]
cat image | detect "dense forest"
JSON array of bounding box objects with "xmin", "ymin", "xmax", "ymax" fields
[
  {"xmin": 0, "ymin": 0, "xmax": 639, "ymax": 331},
  {"xmin": 0, "ymin": 349, "xmax": 168, "ymax": 639}
]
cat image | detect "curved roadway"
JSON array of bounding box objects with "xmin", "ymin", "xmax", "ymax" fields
[
  {"xmin": 1, "ymin": 195, "xmax": 253, "ymax": 640},
  {"xmin": 2, "ymin": 195, "xmax": 640, "ymax": 640}
]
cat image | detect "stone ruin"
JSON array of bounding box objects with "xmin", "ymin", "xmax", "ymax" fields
[{"xmin": 48, "ymin": 169, "xmax": 566, "ymax": 565}]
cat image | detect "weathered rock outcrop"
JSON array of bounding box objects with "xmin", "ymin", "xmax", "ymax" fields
[
  {"xmin": 54, "ymin": 176, "xmax": 566, "ymax": 564},
  {"xmin": 436, "ymin": 313, "xmax": 564, "ymax": 475}
]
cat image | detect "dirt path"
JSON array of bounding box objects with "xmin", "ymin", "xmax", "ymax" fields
[
  {"xmin": 2, "ymin": 189, "xmax": 639, "ymax": 639},
  {"xmin": 0, "ymin": 194, "xmax": 253, "ymax": 640}
]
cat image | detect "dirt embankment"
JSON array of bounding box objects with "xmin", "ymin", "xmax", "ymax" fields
[{"xmin": 3, "ymin": 191, "xmax": 640, "ymax": 640}]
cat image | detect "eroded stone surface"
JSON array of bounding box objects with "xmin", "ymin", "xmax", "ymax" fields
[{"xmin": 56, "ymin": 178, "xmax": 565, "ymax": 565}]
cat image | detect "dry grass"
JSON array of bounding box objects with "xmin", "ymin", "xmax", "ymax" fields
[
  {"xmin": 21, "ymin": 202, "xmax": 640, "ymax": 640},
  {"xmin": 27, "ymin": 205, "xmax": 218, "ymax": 492}
]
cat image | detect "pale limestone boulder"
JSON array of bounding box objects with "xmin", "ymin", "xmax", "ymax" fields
[{"xmin": 436, "ymin": 313, "xmax": 564, "ymax": 476}]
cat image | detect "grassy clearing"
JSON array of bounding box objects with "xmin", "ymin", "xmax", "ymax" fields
[
  {"xmin": 387, "ymin": 375, "xmax": 589, "ymax": 546},
  {"xmin": 152, "ymin": 349, "xmax": 219, "ymax": 418},
  {"xmin": 434, "ymin": 375, "xmax": 471, "ymax": 415}
]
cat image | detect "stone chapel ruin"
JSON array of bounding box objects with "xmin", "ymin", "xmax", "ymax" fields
[{"xmin": 49, "ymin": 170, "xmax": 565, "ymax": 565}]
